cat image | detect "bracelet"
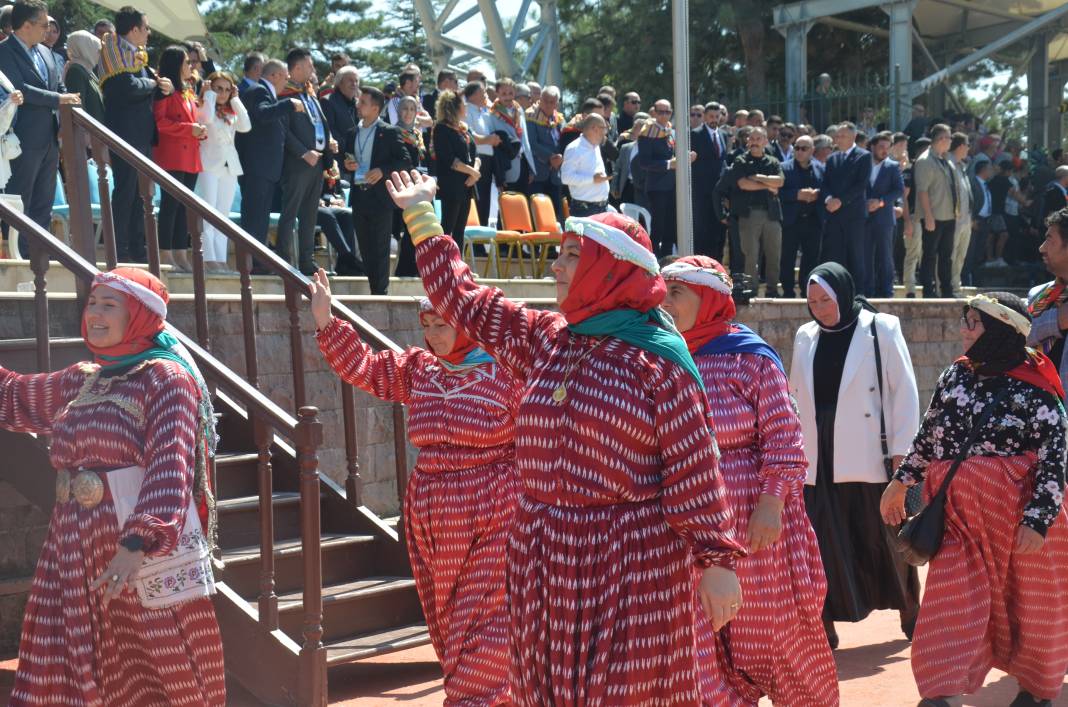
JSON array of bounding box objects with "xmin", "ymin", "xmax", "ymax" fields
[{"xmin": 403, "ymin": 201, "xmax": 444, "ymax": 245}]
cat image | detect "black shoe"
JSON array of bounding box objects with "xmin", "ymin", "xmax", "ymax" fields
[
  {"xmin": 900, "ymin": 608, "xmax": 918, "ymax": 642},
  {"xmin": 917, "ymin": 699, "xmax": 953, "ymax": 707},
  {"xmin": 823, "ymin": 619, "xmax": 839, "ymax": 650},
  {"xmin": 906, "ymin": 292, "xmax": 916, "ymax": 298},
  {"xmin": 1009, "ymin": 691, "xmax": 1052, "ymax": 707}
]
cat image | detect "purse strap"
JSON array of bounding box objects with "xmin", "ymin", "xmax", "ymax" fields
[
  {"xmin": 929, "ymin": 384, "xmax": 1011, "ymax": 498},
  {"xmin": 870, "ymin": 318, "xmax": 892, "ymax": 478}
]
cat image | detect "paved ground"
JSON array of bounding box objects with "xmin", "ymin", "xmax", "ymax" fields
[{"xmin": 3, "ymin": 606, "xmax": 1066, "ymax": 705}]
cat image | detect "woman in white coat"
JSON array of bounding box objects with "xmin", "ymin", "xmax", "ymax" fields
[
  {"xmin": 0, "ymin": 68, "xmax": 24, "ymax": 258},
  {"xmin": 789, "ymin": 262, "xmax": 921, "ymax": 650},
  {"xmin": 195, "ymin": 71, "xmax": 250, "ymax": 272}
]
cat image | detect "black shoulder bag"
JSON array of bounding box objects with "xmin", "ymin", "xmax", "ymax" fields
[
  {"xmin": 871, "ymin": 318, "xmax": 922, "ymax": 516},
  {"xmin": 894, "ymin": 385, "xmax": 1009, "ymax": 567}
]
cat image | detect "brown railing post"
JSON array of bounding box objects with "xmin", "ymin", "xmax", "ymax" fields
[
  {"xmin": 392, "ymin": 403, "xmax": 409, "ymax": 507},
  {"xmin": 58, "ymin": 104, "xmax": 95, "ymax": 271},
  {"xmin": 254, "ymin": 416, "xmax": 278, "ymax": 631},
  {"xmin": 236, "ymin": 243, "xmax": 259, "ymax": 385},
  {"xmin": 89, "ymin": 138, "xmax": 117, "ymax": 270},
  {"xmin": 295, "ymin": 406, "xmax": 326, "ymax": 707},
  {"xmin": 340, "ymin": 384, "xmax": 361, "ymax": 506},
  {"xmin": 138, "ymin": 173, "xmax": 160, "ymax": 277},
  {"xmin": 29, "ymin": 242, "xmax": 50, "ymax": 373},
  {"xmin": 284, "ymin": 283, "xmax": 307, "ymax": 410},
  {"xmin": 189, "ymin": 213, "xmax": 210, "ymax": 350}
]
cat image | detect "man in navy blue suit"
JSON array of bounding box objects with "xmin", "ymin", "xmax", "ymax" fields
[
  {"xmin": 779, "ymin": 134, "xmax": 824, "ymax": 298},
  {"xmin": 690, "ymin": 102, "xmax": 728, "ymax": 259},
  {"xmin": 0, "ymin": 0, "xmax": 81, "ymax": 255},
  {"xmin": 821, "ymin": 121, "xmax": 872, "ymax": 282},
  {"xmin": 234, "ymin": 58, "xmax": 302, "ymax": 273},
  {"xmin": 863, "ymin": 131, "xmax": 905, "ymax": 297}
]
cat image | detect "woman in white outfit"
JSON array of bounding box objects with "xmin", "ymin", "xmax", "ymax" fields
[
  {"xmin": 0, "ymin": 67, "xmax": 24, "ymax": 259},
  {"xmin": 195, "ymin": 71, "xmax": 250, "ymax": 272}
]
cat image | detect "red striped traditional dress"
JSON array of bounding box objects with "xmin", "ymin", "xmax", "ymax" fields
[
  {"xmin": 317, "ymin": 317, "xmax": 520, "ymax": 705},
  {"xmin": 693, "ymin": 352, "xmax": 839, "ymax": 706},
  {"xmin": 415, "ymin": 236, "xmax": 744, "ymax": 705},
  {"xmin": 1, "ymin": 360, "xmax": 225, "ymax": 706}
]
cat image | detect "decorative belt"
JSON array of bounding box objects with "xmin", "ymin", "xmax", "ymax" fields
[{"xmin": 56, "ymin": 467, "xmax": 116, "ymax": 509}]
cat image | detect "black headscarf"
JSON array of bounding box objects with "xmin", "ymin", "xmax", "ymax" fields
[
  {"xmin": 807, "ymin": 262, "xmax": 878, "ymax": 332},
  {"xmin": 964, "ymin": 291, "xmax": 1029, "ymax": 375}
]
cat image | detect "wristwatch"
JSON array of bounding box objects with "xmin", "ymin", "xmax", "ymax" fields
[{"xmin": 119, "ymin": 535, "xmax": 145, "ymax": 552}]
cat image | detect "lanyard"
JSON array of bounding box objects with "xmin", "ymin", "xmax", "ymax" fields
[{"xmin": 357, "ymin": 124, "xmax": 375, "ymax": 155}]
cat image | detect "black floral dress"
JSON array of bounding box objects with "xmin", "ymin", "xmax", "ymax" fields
[{"xmin": 894, "ymin": 361, "xmax": 1068, "ymax": 535}]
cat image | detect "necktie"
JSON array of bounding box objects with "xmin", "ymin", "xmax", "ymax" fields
[{"xmin": 32, "ymin": 48, "xmax": 47, "ymax": 82}]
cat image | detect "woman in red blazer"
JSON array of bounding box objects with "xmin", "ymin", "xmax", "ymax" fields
[{"xmin": 153, "ymin": 45, "xmax": 206, "ymax": 272}]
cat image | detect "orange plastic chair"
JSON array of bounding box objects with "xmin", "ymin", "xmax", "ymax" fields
[
  {"xmin": 527, "ymin": 193, "xmax": 564, "ymax": 277},
  {"xmin": 497, "ymin": 191, "xmax": 550, "ymax": 278}
]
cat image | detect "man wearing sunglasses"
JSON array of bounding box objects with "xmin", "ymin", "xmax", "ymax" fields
[
  {"xmin": 638, "ymin": 99, "xmax": 694, "ymax": 257},
  {"xmin": 617, "ymin": 91, "xmax": 641, "ymax": 135},
  {"xmin": 779, "ymin": 135, "xmax": 823, "ymax": 298}
]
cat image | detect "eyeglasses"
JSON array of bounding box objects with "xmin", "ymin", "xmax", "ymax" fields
[
  {"xmin": 959, "ymin": 314, "xmax": 981, "ymax": 331},
  {"xmin": 781, "ymin": 133, "xmax": 795, "ymax": 139},
  {"xmin": 626, "ymin": 99, "xmax": 640, "ymax": 105}
]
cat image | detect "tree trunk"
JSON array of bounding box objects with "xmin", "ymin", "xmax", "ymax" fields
[{"xmin": 731, "ymin": 0, "xmax": 768, "ymax": 103}]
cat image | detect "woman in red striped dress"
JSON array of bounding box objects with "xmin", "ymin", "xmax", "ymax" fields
[
  {"xmin": 882, "ymin": 293, "xmax": 1068, "ymax": 707},
  {"xmin": 310, "ymin": 273, "xmax": 520, "ymax": 705},
  {"xmin": 2, "ymin": 268, "xmax": 224, "ymax": 706},
  {"xmin": 389, "ymin": 170, "xmax": 745, "ymax": 704},
  {"xmin": 661, "ymin": 256, "xmax": 839, "ymax": 706}
]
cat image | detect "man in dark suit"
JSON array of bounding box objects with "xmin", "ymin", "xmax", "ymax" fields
[
  {"xmin": 821, "ymin": 121, "xmax": 872, "ymax": 281},
  {"xmin": 1043, "ymin": 166, "xmax": 1068, "ymax": 223},
  {"xmin": 0, "ymin": 0, "xmax": 81, "ymax": 255},
  {"xmin": 421, "ymin": 69, "xmax": 455, "ymax": 121},
  {"xmin": 276, "ymin": 48, "xmax": 335, "ymax": 276},
  {"xmin": 690, "ymin": 102, "xmax": 728, "ymax": 259},
  {"xmin": 342, "ymin": 86, "xmax": 410, "ymax": 295},
  {"xmin": 779, "ymin": 135, "xmax": 824, "ymax": 298},
  {"xmin": 863, "ymin": 131, "xmax": 905, "ymax": 297},
  {"xmin": 100, "ymin": 5, "xmax": 166, "ymax": 263},
  {"xmin": 235, "ymin": 58, "xmax": 302, "ymax": 272}
]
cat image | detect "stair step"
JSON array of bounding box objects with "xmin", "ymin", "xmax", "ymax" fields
[
  {"xmin": 217, "ymin": 491, "xmax": 304, "ymax": 550},
  {"xmin": 219, "ymin": 533, "xmax": 380, "ymax": 597},
  {"xmin": 276, "ymin": 576, "xmax": 417, "ymax": 612},
  {"xmin": 217, "ymin": 491, "xmax": 300, "ymax": 513},
  {"xmin": 325, "ymin": 623, "xmax": 432, "ymax": 665},
  {"xmin": 213, "ymin": 452, "xmax": 262, "ymax": 499}
]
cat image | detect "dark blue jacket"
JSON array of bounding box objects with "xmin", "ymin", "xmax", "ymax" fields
[
  {"xmin": 780, "ymin": 158, "xmax": 824, "ymax": 227},
  {"xmin": 0, "ymin": 36, "xmax": 65, "ymax": 150},
  {"xmin": 865, "ymin": 158, "xmax": 904, "ymax": 229},
  {"xmin": 100, "ymin": 57, "xmax": 156, "ymax": 150},
  {"xmin": 690, "ymin": 125, "xmax": 726, "ymax": 196},
  {"xmin": 823, "ymin": 147, "xmax": 872, "ymax": 222},
  {"xmin": 235, "ymin": 81, "xmax": 296, "ymax": 183},
  {"xmin": 637, "ymin": 132, "xmax": 675, "ymax": 193}
]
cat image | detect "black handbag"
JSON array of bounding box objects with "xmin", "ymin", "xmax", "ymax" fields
[
  {"xmin": 870, "ymin": 319, "xmax": 922, "ymax": 515},
  {"xmin": 894, "ymin": 385, "xmax": 1009, "ymax": 567}
]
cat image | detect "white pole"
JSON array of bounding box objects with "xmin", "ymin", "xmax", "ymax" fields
[{"xmin": 672, "ymin": 0, "xmax": 693, "ymax": 256}]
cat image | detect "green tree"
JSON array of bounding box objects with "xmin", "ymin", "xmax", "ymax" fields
[{"xmin": 203, "ymin": 0, "xmax": 388, "ymax": 75}]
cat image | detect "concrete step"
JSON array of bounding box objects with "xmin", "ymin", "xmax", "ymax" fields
[{"xmin": 0, "ymin": 258, "xmax": 558, "ymax": 300}]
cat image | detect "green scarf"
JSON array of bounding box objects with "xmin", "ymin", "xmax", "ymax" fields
[
  {"xmin": 569, "ymin": 309, "xmax": 705, "ymax": 392},
  {"xmin": 97, "ymin": 331, "xmax": 196, "ymax": 378}
]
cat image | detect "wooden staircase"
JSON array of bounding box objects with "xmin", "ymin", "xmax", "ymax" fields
[{"xmin": 0, "ymin": 104, "xmax": 435, "ymax": 705}]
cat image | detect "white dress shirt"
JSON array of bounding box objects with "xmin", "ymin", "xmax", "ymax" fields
[
  {"xmin": 561, "ymin": 135, "xmax": 609, "ymax": 203},
  {"xmin": 465, "ymin": 101, "xmax": 494, "ymax": 156}
]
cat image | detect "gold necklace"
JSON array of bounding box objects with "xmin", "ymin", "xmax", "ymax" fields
[{"xmin": 552, "ymin": 337, "xmax": 607, "ymax": 403}]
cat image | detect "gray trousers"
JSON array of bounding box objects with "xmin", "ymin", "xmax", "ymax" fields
[
  {"xmin": 951, "ymin": 218, "xmax": 972, "ymax": 295},
  {"xmin": 903, "ymin": 216, "xmax": 922, "ymax": 295},
  {"xmin": 277, "ymin": 157, "xmax": 323, "ymax": 272},
  {"xmin": 738, "ymin": 209, "xmax": 782, "ymax": 294}
]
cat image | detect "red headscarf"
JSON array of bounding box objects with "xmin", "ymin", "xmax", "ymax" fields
[
  {"xmin": 559, "ymin": 212, "xmax": 664, "ymax": 324},
  {"xmin": 957, "ymin": 351, "xmax": 1065, "ymax": 401},
  {"xmin": 661, "ymin": 255, "xmax": 737, "ymax": 353},
  {"xmin": 81, "ymin": 267, "xmax": 169, "ymax": 366},
  {"xmin": 419, "ymin": 298, "xmax": 479, "ymax": 366}
]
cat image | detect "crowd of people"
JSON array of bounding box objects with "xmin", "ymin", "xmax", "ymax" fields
[
  {"xmin": 0, "ymin": 0, "xmax": 1060, "ymax": 302},
  {"xmin": 1, "ymin": 2, "xmax": 1068, "ymax": 706}
]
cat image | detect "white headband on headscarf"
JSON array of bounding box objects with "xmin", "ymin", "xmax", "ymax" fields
[
  {"xmin": 564, "ymin": 216, "xmax": 659, "ymax": 275},
  {"xmin": 660, "ymin": 261, "xmax": 733, "ymax": 296},
  {"xmin": 92, "ymin": 271, "xmax": 167, "ymax": 318},
  {"xmin": 807, "ymin": 273, "xmax": 837, "ymax": 305},
  {"xmin": 967, "ymin": 294, "xmax": 1031, "ymax": 336}
]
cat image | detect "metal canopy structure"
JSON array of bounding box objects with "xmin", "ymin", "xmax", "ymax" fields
[
  {"xmin": 773, "ymin": 0, "xmax": 1068, "ymax": 145},
  {"xmin": 94, "ymin": 0, "xmax": 209, "ymax": 42},
  {"xmin": 413, "ymin": 0, "xmax": 563, "ymax": 85}
]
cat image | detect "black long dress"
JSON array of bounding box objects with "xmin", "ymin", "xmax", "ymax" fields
[{"xmin": 802, "ymin": 320, "xmax": 921, "ymax": 628}]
